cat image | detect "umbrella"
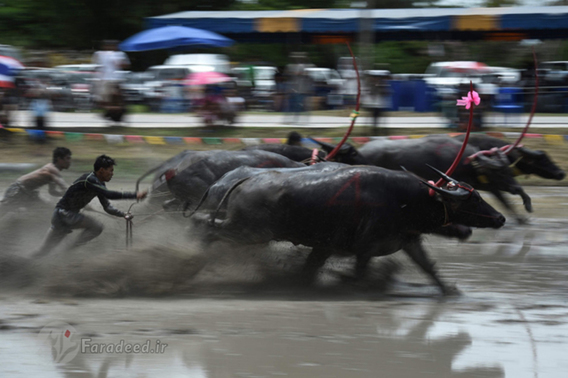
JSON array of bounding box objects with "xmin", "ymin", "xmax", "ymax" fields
[
  {"xmin": 184, "ymin": 71, "xmax": 232, "ymax": 86},
  {"xmin": 119, "ymin": 25, "xmax": 234, "ymax": 52},
  {"xmin": 0, "ymin": 55, "xmax": 24, "ymax": 88}
]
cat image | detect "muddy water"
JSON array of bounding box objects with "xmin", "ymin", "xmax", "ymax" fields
[{"xmin": 1, "ymin": 186, "xmax": 568, "ymax": 378}]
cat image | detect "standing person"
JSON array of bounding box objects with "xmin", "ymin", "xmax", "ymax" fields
[
  {"xmin": 30, "ymin": 89, "xmax": 51, "ymax": 131},
  {"xmin": 363, "ymin": 72, "xmax": 391, "ymax": 136},
  {"xmin": 33, "ymin": 155, "xmax": 147, "ymax": 258},
  {"xmin": 1, "ymin": 147, "xmax": 72, "ymax": 210},
  {"xmin": 92, "ymin": 40, "xmax": 130, "ymax": 119}
]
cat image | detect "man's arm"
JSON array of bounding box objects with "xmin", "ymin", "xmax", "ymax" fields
[
  {"xmin": 97, "ymin": 194, "xmax": 127, "ymax": 217},
  {"xmin": 97, "ymin": 190, "xmax": 148, "ymax": 217},
  {"xmin": 47, "ymin": 167, "xmax": 67, "ymax": 197},
  {"xmin": 86, "ymin": 177, "xmax": 136, "ymax": 200}
]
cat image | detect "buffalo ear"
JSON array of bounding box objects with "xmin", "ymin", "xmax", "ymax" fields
[
  {"xmin": 308, "ymin": 137, "xmax": 335, "ymax": 152},
  {"xmin": 519, "ymin": 147, "xmax": 544, "ymax": 158},
  {"xmin": 475, "ymin": 154, "xmax": 503, "ymax": 169}
]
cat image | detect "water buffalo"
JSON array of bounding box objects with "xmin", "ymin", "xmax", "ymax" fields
[
  {"xmin": 194, "ymin": 165, "xmax": 505, "ymax": 295},
  {"xmin": 357, "ymin": 136, "xmax": 532, "ymax": 223},
  {"xmin": 191, "ymin": 162, "xmax": 473, "ymax": 241},
  {"xmin": 242, "ymin": 144, "xmax": 326, "ymax": 163},
  {"xmin": 452, "ymin": 134, "xmax": 565, "ymax": 180},
  {"xmin": 164, "ymin": 150, "xmax": 305, "ymax": 211}
]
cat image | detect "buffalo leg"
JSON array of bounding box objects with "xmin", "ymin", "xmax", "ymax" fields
[
  {"xmin": 403, "ymin": 240, "xmax": 457, "ymax": 296},
  {"xmin": 491, "ymin": 190, "xmax": 528, "ymax": 224},
  {"xmin": 432, "ymin": 224, "xmax": 472, "ymax": 241},
  {"xmin": 302, "ymin": 246, "xmax": 332, "ymax": 284},
  {"xmin": 355, "ymin": 253, "xmax": 373, "ymax": 278}
]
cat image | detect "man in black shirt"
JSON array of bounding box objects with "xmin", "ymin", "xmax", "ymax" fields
[{"xmin": 34, "ymin": 155, "xmax": 147, "ymax": 257}]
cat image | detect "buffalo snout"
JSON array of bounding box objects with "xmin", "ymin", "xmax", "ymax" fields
[{"xmin": 494, "ymin": 214, "xmax": 506, "ymax": 229}]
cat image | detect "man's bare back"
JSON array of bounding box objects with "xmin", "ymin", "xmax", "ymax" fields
[
  {"xmin": 17, "ymin": 163, "xmax": 67, "ymax": 196},
  {"xmin": 1, "ymin": 147, "xmax": 72, "ymax": 206}
]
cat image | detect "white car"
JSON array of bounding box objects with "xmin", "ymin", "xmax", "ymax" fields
[
  {"xmin": 232, "ymin": 66, "xmax": 278, "ymax": 98},
  {"xmin": 423, "ymin": 61, "xmax": 489, "ymax": 88},
  {"xmin": 53, "ymin": 64, "xmax": 100, "ymax": 73},
  {"xmin": 164, "ymin": 54, "xmax": 230, "ymax": 74},
  {"xmin": 143, "ymin": 65, "xmax": 190, "ymax": 111}
]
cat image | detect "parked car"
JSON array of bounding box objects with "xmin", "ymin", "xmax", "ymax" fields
[
  {"xmin": 143, "ymin": 65, "xmax": 190, "ymax": 111},
  {"xmin": 541, "ymin": 61, "xmax": 568, "ymax": 83},
  {"xmin": 303, "ymin": 67, "xmax": 345, "ymax": 109},
  {"xmin": 304, "ymin": 67, "xmax": 344, "ymax": 94},
  {"xmin": 423, "ymin": 61, "xmax": 489, "ymax": 89},
  {"xmin": 0, "ymin": 44, "xmax": 23, "ymax": 61},
  {"xmin": 53, "ymin": 64, "xmax": 100, "ymax": 73},
  {"xmin": 121, "ymin": 72, "xmax": 153, "ymax": 104},
  {"xmin": 164, "ymin": 54, "xmax": 230, "ymax": 74},
  {"xmin": 231, "ymin": 66, "xmax": 278, "ymax": 109}
]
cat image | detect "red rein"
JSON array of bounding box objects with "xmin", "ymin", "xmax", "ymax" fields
[
  {"xmin": 432, "ymin": 81, "xmax": 475, "ymax": 192},
  {"xmin": 467, "ymin": 50, "xmax": 539, "ymax": 162},
  {"xmin": 324, "ymin": 42, "xmax": 360, "ymax": 162}
]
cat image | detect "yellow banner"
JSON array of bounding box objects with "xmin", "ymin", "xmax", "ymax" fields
[
  {"xmin": 453, "ymin": 15, "xmax": 498, "ymax": 31},
  {"xmin": 256, "ymin": 18, "xmax": 300, "ymax": 33},
  {"xmin": 544, "ymin": 134, "xmax": 565, "ymax": 145},
  {"xmin": 144, "ymin": 136, "xmax": 166, "ymax": 145}
]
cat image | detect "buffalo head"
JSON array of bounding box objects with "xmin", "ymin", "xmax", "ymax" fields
[
  {"xmin": 419, "ymin": 165, "xmax": 506, "ymax": 229},
  {"xmin": 513, "ymin": 147, "xmax": 565, "ymax": 180},
  {"xmin": 308, "ymin": 138, "xmax": 368, "ymax": 165}
]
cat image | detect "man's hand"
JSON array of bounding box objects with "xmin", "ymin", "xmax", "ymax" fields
[
  {"xmin": 136, "ymin": 190, "xmax": 148, "ymax": 200},
  {"xmin": 124, "ymin": 213, "xmax": 134, "ymax": 220}
]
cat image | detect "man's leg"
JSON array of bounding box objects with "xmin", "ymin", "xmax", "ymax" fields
[
  {"xmin": 68, "ymin": 215, "xmax": 104, "ymax": 248},
  {"xmin": 33, "ymin": 227, "xmax": 68, "ymax": 258}
]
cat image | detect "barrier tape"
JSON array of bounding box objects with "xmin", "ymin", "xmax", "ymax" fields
[{"xmin": 1, "ymin": 127, "xmax": 567, "ymax": 146}]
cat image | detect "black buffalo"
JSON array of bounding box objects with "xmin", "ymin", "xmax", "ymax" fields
[
  {"xmin": 192, "ymin": 162, "xmax": 473, "ymax": 241},
  {"xmin": 164, "ymin": 150, "xmax": 305, "ymax": 211},
  {"xmin": 242, "ymin": 144, "xmax": 326, "ymax": 163},
  {"xmin": 357, "ymin": 136, "xmax": 532, "ymax": 223},
  {"xmin": 453, "ymin": 134, "xmax": 565, "ymax": 180},
  {"xmin": 194, "ymin": 164, "xmax": 505, "ymax": 295}
]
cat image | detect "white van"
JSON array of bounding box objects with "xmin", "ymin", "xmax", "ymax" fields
[{"xmin": 163, "ymin": 54, "xmax": 230, "ymax": 74}]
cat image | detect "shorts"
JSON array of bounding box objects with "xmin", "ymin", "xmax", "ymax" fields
[
  {"xmin": 99, "ymin": 81, "xmax": 120, "ymax": 103},
  {"xmin": 51, "ymin": 208, "xmax": 85, "ymax": 233},
  {"xmin": 1, "ymin": 182, "xmax": 40, "ymax": 207}
]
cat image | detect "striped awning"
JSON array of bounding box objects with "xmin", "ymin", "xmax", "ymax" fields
[{"xmin": 145, "ymin": 6, "xmax": 568, "ymax": 41}]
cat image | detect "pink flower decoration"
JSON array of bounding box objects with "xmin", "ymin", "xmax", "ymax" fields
[{"xmin": 456, "ymin": 91, "xmax": 481, "ymax": 109}]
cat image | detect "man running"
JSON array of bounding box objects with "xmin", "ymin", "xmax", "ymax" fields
[
  {"xmin": 1, "ymin": 147, "xmax": 72, "ymax": 209},
  {"xmin": 34, "ymin": 154, "xmax": 147, "ymax": 258}
]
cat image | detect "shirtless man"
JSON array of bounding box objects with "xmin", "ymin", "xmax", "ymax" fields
[
  {"xmin": 33, "ymin": 154, "xmax": 147, "ymax": 257},
  {"xmin": 1, "ymin": 147, "xmax": 72, "ymax": 209}
]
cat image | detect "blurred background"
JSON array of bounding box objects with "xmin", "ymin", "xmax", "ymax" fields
[{"xmin": 2, "ymin": 0, "xmax": 568, "ymax": 129}]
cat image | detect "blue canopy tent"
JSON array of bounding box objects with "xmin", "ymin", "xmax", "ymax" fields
[{"xmin": 119, "ymin": 25, "xmax": 234, "ymax": 52}]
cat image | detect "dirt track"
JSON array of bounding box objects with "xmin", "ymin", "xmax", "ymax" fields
[{"xmin": 1, "ymin": 163, "xmax": 567, "ymax": 377}]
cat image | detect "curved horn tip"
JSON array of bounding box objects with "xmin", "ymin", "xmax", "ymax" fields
[{"xmin": 425, "ymin": 164, "xmax": 455, "ymax": 183}]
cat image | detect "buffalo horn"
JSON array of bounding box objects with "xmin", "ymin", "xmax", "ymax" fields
[
  {"xmin": 425, "ymin": 164, "xmax": 457, "ymax": 184},
  {"xmin": 518, "ymin": 147, "xmax": 543, "ymax": 158},
  {"xmin": 308, "ymin": 137, "xmax": 335, "ymax": 151},
  {"xmin": 308, "ymin": 137, "xmax": 335, "ymax": 152},
  {"xmin": 420, "ymin": 180, "xmax": 471, "ymax": 200}
]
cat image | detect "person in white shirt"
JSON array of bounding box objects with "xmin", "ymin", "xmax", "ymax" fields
[{"xmin": 91, "ymin": 40, "xmax": 130, "ymax": 112}]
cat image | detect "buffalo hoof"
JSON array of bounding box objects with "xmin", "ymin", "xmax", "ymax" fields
[
  {"xmin": 442, "ymin": 284, "xmax": 461, "ymax": 297},
  {"xmin": 516, "ymin": 216, "xmax": 530, "ymax": 225}
]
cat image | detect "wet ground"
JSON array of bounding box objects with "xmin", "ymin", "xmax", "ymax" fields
[{"xmin": 1, "ymin": 185, "xmax": 568, "ymax": 377}]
